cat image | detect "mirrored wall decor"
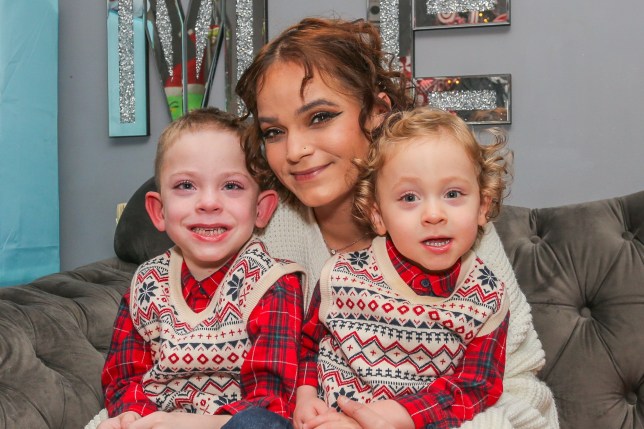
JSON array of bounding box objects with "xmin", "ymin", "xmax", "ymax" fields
[
  {"xmin": 367, "ymin": 0, "xmax": 413, "ymax": 78},
  {"xmin": 186, "ymin": 0, "xmax": 224, "ymax": 109},
  {"xmin": 223, "ymin": 0, "xmax": 267, "ymax": 116},
  {"xmin": 144, "ymin": 0, "xmax": 265, "ymax": 120},
  {"xmin": 414, "ymin": 0, "xmax": 510, "ymax": 29},
  {"xmin": 107, "ymin": 0, "xmax": 149, "ymax": 137},
  {"xmin": 108, "ymin": 0, "xmax": 265, "ymax": 127},
  {"xmin": 367, "ymin": 1, "xmax": 511, "ymax": 124},
  {"xmin": 145, "ymin": 0, "xmax": 223, "ymax": 121},
  {"xmin": 415, "ymin": 74, "xmax": 511, "ymax": 124}
]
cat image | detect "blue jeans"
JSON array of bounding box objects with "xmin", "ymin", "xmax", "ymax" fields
[{"xmin": 222, "ymin": 407, "xmax": 293, "ymax": 429}]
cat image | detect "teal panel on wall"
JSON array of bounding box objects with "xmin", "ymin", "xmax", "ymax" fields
[{"xmin": 0, "ymin": 0, "xmax": 60, "ymax": 286}]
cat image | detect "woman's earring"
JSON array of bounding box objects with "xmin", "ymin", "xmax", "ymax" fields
[{"xmin": 260, "ymin": 140, "xmax": 266, "ymax": 158}]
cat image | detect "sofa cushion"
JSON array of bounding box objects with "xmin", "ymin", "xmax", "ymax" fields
[
  {"xmin": 494, "ymin": 190, "xmax": 644, "ymax": 429},
  {"xmin": 113, "ymin": 177, "xmax": 174, "ymax": 264}
]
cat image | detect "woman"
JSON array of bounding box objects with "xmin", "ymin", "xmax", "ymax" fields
[{"xmin": 236, "ymin": 17, "xmax": 558, "ymax": 429}]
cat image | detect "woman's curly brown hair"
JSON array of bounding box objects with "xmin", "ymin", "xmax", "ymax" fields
[
  {"xmin": 353, "ymin": 107, "xmax": 513, "ymax": 235},
  {"xmin": 235, "ymin": 17, "xmax": 415, "ymax": 205}
]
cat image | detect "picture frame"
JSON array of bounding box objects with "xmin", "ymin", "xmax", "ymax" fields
[
  {"xmin": 414, "ymin": 0, "xmax": 510, "ymax": 30},
  {"xmin": 107, "ymin": 0, "xmax": 149, "ymax": 137},
  {"xmin": 415, "ymin": 74, "xmax": 511, "ymax": 124}
]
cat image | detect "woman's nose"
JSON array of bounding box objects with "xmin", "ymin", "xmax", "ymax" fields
[{"xmin": 285, "ymin": 132, "xmax": 313, "ymax": 162}]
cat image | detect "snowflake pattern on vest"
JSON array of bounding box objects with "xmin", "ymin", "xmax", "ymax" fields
[
  {"xmin": 129, "ymin": 238, "xmax": 300, "ymax": 414},
  {"xmin": 317, "ymin": 237, "xmax": 507, "ymax": 409}
]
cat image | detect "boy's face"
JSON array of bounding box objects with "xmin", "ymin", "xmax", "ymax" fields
[
  {"xmin": 372, "ymin": 135, "xmax": 490, "ymax": 272},
  {"xmin": 146, "ymin": 128, "xmax": 277, "ymax": 280}
]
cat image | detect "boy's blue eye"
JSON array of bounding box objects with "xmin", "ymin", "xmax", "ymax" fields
[
  {"xmin": 176, "ymin": 181, "xmax": 194, "ymax": 190},
  {"xmin": 401, "ymin": 193, "xmax": 418, "ymax": 202},
  {"xmin": 445, "ymin": 190, "xmax": 461, "ymax": 199},
  {"xmin": 223, "ymin": 181, "xmax": 243, "ymax": 190}
]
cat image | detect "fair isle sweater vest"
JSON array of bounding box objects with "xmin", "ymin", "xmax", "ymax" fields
[
  {"xmin": 129, "ymin": 237, "xmax": 303, "ymax": 414},
  {"xmin": 317, "ymin": 236, "xmax": 509, "ymax": 409}
]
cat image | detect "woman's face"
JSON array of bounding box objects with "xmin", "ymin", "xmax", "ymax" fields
[{"xmin": 255, "ymin": 62, "xmax": 373, "ymax": 210}]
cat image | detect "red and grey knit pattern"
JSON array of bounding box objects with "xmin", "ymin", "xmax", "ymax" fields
[
  {"xmin": 129, "ymin": 238, "xmax": 301, "ymax": 414},
  {"xmin": 317, "ymin": 236, "xmax": 507, "ymax": 409}
]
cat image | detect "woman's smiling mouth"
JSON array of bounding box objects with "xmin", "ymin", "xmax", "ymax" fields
[{"xmin": 291, "ymin": 164, "xmax": 330, "ymax": 181}]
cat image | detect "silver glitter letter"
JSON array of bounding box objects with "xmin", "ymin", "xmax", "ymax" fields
[
  {"xmin": 107, "ymin": 0, "xmax": 149, "ymax": 136},
  {"xmin": 224, "ymin": 0, "xmax": 266, "ymax": 115}
]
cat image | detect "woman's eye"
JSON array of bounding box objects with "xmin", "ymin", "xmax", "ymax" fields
[
  {"xmin": 223, "ymin": 181, "xmax": 243, "ymax": 191},
  {"xmin": 261, "ymin": 128, "xmax": 284, "ymax": 142},
  {"xmin": 311, "ymin": 111, "xmax": 340, "ymax": 125},
  {"xmin": 445, "ymin": 190, "xmax": 461, "ymax": 199},
  {"xmin": 175, "ymin": 181, "xmax": 194, "ymax": 191}
]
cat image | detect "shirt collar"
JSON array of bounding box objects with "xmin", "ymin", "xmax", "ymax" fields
[
  {"xmin": 180, "ymin": 254, "xmax": 237, "ymax": 299},
  {"xmin": 385, "ymin": 237, "xmax": 460, "ymax": 297}
]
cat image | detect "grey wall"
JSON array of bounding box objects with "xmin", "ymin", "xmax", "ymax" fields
[{"xmin": 58, "ymin": 0, "xmax": 644, "ymax": 271}]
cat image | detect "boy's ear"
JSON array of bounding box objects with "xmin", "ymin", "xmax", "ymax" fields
[
  {"xmin": 255, "ymin": 189, "xmax": 279, "ymax": 228},
  {"xmin": 478, "ymin": 194, "xmax": 492, "ymax": 226},
  {"xmin": 145, "ymin": 191, "xmax": 167, "ymax": 232},
  {"xmin": 371, "ymin": 203, "xmax": 388, "ymax": 236}
]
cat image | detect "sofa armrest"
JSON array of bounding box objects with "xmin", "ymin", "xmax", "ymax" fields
[{"xmin": 0, "ymin": 258, "xmax": 137, "ymax": 429}]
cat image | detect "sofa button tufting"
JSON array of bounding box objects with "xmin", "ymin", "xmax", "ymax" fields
[
  {"xmin": 530, "ymin": 235, "xmax": 541, "ymax": 243},
  {"xmin": 580, "ymin": 307, "xmax": 591, "ymax": 318},
  {"xmin": 626, "ymin": 392, "xmax": 638, "ymax": 405},
  {"xmin": 622, "ymin": 231, "xmax": 634, "ymax": 240}
]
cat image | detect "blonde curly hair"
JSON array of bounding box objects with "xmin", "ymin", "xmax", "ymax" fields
[{"xmin": 353, "ymin": 107, "xmax": 513, "ymax": 234}]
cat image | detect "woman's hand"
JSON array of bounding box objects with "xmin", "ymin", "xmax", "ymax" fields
[
  {"xmin": 300, "ymin": 406, "xmax": 361, "ymax": 429},
  {"xmin": 339, "ymin": 397, "xmax": 415, "ymax": 429},
  {"xmin": 96, "ymin": 411, "xmax": 140, "ymax": 429},
  {"xmin": 125, "ymin": 411, "xmax": 231, "ymax": 429},
  {"xmin": 337, "ymin": 397, "xmax": 395, "ymax": 429}
]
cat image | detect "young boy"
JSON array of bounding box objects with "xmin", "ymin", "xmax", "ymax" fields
[
  {"xmin": 99, "ymin": 108, "xmax": 302, "ymax": 429},
  {"xmin": 295, "ymin": 107, "xmax": 512, "ymax": 429}
]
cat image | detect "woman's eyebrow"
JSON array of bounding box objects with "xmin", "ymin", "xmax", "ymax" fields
[
  {"xmin": 258, "ymin": 98, "xmax": 340, "ymax": 125},
  {"xmin": 296, "ymin": 98, "xmax": 339, "ymax": 116},
  {"xmin": 257, "ymin": 115, "xmax": 277, "ymax": 125}
]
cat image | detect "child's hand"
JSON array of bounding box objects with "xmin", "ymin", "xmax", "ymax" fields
[
  {"xmin": 294, "ymin": 386, "xmax": 331, "ymax": 429},
  {"xmin": 294, "ymin": 397, "xmax": 329, "ymax": 429},
  {"xmin": 96, "ymin": 411, "xmax": 140, "ymax": 429}
]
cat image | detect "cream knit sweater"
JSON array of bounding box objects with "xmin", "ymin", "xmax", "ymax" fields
[{"xmin": 258, "ymin": 203, "xmax": 560, "ymax": 429}]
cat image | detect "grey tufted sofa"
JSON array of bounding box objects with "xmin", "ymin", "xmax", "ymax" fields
[{"xmin": 0, "ymin": 179, "xmax": 642, "ymax": 429}]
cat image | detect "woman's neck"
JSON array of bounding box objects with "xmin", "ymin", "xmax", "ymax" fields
[{"xmin": 313, "ymin": 200, "xmax": 371, "ymax": 254}]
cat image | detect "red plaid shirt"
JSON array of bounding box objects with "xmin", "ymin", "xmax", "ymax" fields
[
  {"xmin": 299, "ymin": 238, "xmax": 508, "ymax": 429},
  {"xmin": 102, "ymin": 255, "xmax": 302, "ymax": 419}
]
